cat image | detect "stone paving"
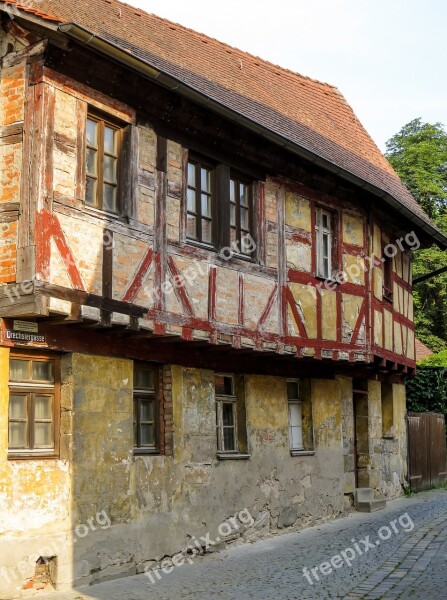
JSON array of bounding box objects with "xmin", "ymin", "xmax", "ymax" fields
[{"xmin": 36, "ymin": 489, "xmax": 447, "ymax": 600}]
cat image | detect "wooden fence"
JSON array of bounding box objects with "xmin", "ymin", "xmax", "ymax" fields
[{"xmin": 407, "ymin": 412, "xmax": 447, "ymax": 492}]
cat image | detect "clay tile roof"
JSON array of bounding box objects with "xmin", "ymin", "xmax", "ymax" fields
[
  {"xmin": 415, "ymin": 339, "xmax": 434, "ymax": 363},
  {"xmin": 2, "ymin": 0, "xmax": 445, "ymax": 242}
]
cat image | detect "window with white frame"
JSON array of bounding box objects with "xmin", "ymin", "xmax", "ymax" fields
[
  {"xmin": 315, "ymin": 208, "xmax": 332, "ymax": 279},
  {"xmin": 215, "ymin": 374, "xmax": 238, "ymax": 453},
  {"xmin": 287, "ymin": 379, "xmax": 303, "ymax": 451}
]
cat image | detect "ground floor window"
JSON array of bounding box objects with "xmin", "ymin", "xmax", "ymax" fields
[
  {"xmin": 8, "ymin": 353, "xmax": 59, "ymax": 458},
  {"xmin": 133, "ymin": 363, "xmax": 159, "ymax": 454},
  {"xmin": 288, "ymin": 379, "xmax": 303, "ymax": 450}
]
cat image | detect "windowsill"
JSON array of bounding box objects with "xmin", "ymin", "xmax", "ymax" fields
[
  {"xmin": 83, "ymin": 204, "xmax": 128, "ymax": 223},
  {"xmin": 217, "ymin": 453, "xmax": 251, "ymax": 460},
  {"xmin": 8, "ymin": 451, "xmax": 58, "ymax": 460},
  {"xmin": 290, "ymin": 449, "xmax": 315, "ymax": 457},
  {"xmin": 133, "ymin": 449, "xmax": 159, "ymax": 456},
  {"xmin": 186, "ymin": 239, "xmax": 216, "ymax": 252}
]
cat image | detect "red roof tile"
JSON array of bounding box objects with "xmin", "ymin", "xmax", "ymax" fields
[
  {"xmin": 415, "ymin": 339, "xmax": 434, "ymax": 363},
  {"xmin": 2, "ymin": 0, "xmax": 445, "ymax": 241}
]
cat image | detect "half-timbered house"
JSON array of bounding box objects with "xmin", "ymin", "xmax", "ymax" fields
[{"xmin": 0, "ymin": 0, "xmax": 445, "ymax": 593}]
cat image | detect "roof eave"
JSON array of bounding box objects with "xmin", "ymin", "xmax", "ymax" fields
[{"xmin": 8, "ymin": 14, "xmax": 447, "ymax": 249}]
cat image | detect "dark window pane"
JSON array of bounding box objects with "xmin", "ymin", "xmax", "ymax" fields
[
  {"xmin": 86, "ymin": 119, "xmax": 97, "ymax": 146},
  {"xmin": 103, "ymin": 155, "xmax": 117, "ymax": 183},
  {"xmin": 141, "ymin": 423, "xmax": 154, "ymax": 446},
  {"xmin": 135, "ymin": 368, "xmax": 154, "ymax": 390},
  {"xmin": 230, "ymin": 203, "xmax": 236, "ymax": 227},
  {"xmin": 9, "ymin": 394, "xmax": 27, "ymax": 419},
  {"xmin": 240, "ymin": 184, "xmax": 249, "ymax": 207},
  {"xmin": 287, "ymin": 381, "xmax": 299, "ymax": 400},
  {"xmin": 9, "ymin": 359, "xmax": 29, "ymax": 381},
  {"xmin": 201, "ymin": 168, "xmax": 211, "ymax": 192},
  {"xmin": 187, "ymin": 162, "xmax": 196, "ymax": 187},
  {"xmin": 230, "ymin": 228, "xmax": 237, "ymax": 244},
  {"xmin": 201, "ymin": 194, "xmax": 211, "ymax": 217},
  {"xmin": 34, "ymin": 395, "xmax": 52, "ymax": 420},
  {"xmin": 215, "ymin": 375, "xmax": 233, "ymax": 396},
  {"xmin": 187, "ymin": 214, "xmax": 197, "ymax": 239},
  {"xmin": 104, "ymin": 126, "xmax": 116, "ymax": 154},
  {"xmin": 9, "ymin": 422, "xmax": 27, "ymax": 448},
  {"xmin": 240, "ymin": 207, "xmax": 249, "ymax": 230},
  {"xmin": 187, "ymin": 188, "xmax": 196, "ymax": 212},
  {"xmin": 86, "ymin": 148, "xmax": 97, "ymax": 175},
  {"xmin": 222, "ymin": 403, "xmax": 234, "ymax": 426},
  {"xmin": 103, "ymin": 184, "xmax": 117, "ymax": 213},
  {"xmin": 34, "ymin": 422, "xmax": 52, "ymax": 447},
  {"xmin": 223, "ymin": 427, "xmax": 235, "ymax": 451},
  {"xmin": 230, "ymin": 179, "xmax": 236, "ymax": 203},
  {"xmin": 201, "ymin": 219, "xmax": 212, "ymax": 243},
  {"xmin": 85, "ymin": 177, "xmax": 97, "ymax": 206},
  {"xmin": 32, "ymin": 361, "xmax": 54, "ymax": 382},
  {"xmin": 141, "ymin": 400, "xmax": 154, "ymax": 422},
  {"xmin": 322, "ymin": 213, "xmax": 329, "ymax": 229}
]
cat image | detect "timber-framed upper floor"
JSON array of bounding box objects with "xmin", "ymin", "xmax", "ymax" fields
[{"xmin": 0, "ymin": 0, "xmax": 446, "ymax": 379}]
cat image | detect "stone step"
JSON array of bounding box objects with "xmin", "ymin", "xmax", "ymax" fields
[
  {"xmin": 356, "ymin": 499, "xmax": 387, "ymax": 513},
  {"xmin": 354, "ymin": 487, "xmax": 374, "ymax": 504}
]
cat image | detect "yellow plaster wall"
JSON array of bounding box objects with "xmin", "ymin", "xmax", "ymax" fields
[
  {"xmin": 285, "ymin": 192, "xmax": 311, "ymax": 231},
  {"xmin": 342, "ymin": 213, "xmax": 364, "ymax": 246},
  {"xmin": 290, "ymin": 283, "xmax": 317, "ymax": 338},
  {"xmin": 311, "ymin": 379, "xmax": 342, "ymax": 449},
  {"xmin": 321, "ymin": 290, "xmax": 337, "ymax": 341}
]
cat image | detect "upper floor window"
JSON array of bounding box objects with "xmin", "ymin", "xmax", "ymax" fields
[
  {"xmin": 186, "ymin": 156, "xmax": 254, "ymax": 258},
  {"xmin": 86, "ymin": 114, "xmax": 121, "ymax": 214},
  {"xmin": 230, "ymin": 177, "xmax": 252, "ymax": 256},
  {"xmin": 383, "ymin": 253, "xmax": 393, "ymax": 302},
  {"xmin": 316, "ymin": 208, "xmax": 333, "ymax": 279},
  {"xmin": 8, "ymin": 354, "xmax": 59, "ymax": 457},
  {"xmin": 133, "ymin": 364, "xmax": 158, "ymax": 454},
  {"xmin": 187, "ymin": 160, "xmax": 214, "ymax": 245}
]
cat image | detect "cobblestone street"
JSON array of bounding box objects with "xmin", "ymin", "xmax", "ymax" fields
[{"xmin": 39, "ymin": 489, "xmax": 447, "ymax": 600}]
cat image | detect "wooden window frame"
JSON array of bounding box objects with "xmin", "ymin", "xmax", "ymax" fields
[
  {"xmin": 382, "ymin": 253, "xmax": 393, "ymax": 302},
  {"xmin": 287, "ymin": 379, "xmax": 304, "ymax": 451},
  {"xmin": 133, "ymin": 363, "xmax": 160, "ymax": 455},
  {"xmin": 215, "ymin": 374, "xmax": 239, "ymax": 454},
  {"xmin": 185, "ymin": 153, "xmax": 255, "ymax": 259},
  {"xmin": 8, "ymin": 352, "xmax": 60, "ymax": 460},
  {"xmin": 315, "ymin": 207, "xmax": 334, "ymax": 279},
  {"xmin": 229, "ymin": 173, "xmax": 254, "ymax": 258},
  {"xmin": 85, "ymin": 111, "xmax": 122, "ymax": 215},
  {"xmin": 186, "ymin": 158, "xmax": 216, "ymax": 248}
]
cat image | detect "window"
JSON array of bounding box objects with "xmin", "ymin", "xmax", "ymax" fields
[
  {"xmin": 185, "ymin": 156, "xmax": 255, "ymax": 257},
  {"xmin": 133, "ymin": 364, "xmax": 158, "ymax": 453},
  {"xmin": 383, "ymin": 253, "xmax": 393, "ymax": 302},
  {"xmin": 287, "ymin": 380, "xmax": 303, "ymax": 451},
  {"xmin": 86, "ymin": 113, "xmax": 121, "ymax": 213},
  {"xmin": 8, "ymin": 354, "xmax": 59, "ymax": 457},
  {"xmin": 230, "ymin": 177, "xmax": 252, "ymax": 256},
  {"xmin": 215, "ymin": 374, "xmax": 238, "ymax": 453},
  {"xmin": 187, "ymin": 160, "xmax": 214, "ymax": 245},
  {"xmin": 316, "ymin": 208, "xmax": 333, "ymax": 279}
]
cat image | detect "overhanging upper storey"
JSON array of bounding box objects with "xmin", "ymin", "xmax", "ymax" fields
[{"xmin": 0, "ymin": 0, "xmax": 440, "ymax": 378}]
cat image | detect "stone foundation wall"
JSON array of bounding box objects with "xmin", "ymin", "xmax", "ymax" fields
[{"xmin": 0, "ymin": 352, "xmax": 408, "ymax": 596}]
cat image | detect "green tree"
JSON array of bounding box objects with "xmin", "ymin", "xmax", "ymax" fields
[
  {"xmin": 386, "ymin": 119, "xmax": 447, "ymax": 351},
  {"xmin": 386, "ymin": 118, "xmax": 447, "ymax": 219}
]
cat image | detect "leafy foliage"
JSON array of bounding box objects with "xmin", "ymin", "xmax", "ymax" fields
[
  {"xmin": 406, "ymin": 367, "xmax": 447, "ymax": 417},
  {"xmin": 386, "ymin": 119, "xmax": 447, "ymax": 351},
  {"xmin": 419, "ymin": 349, "xmax": 447, "ymax": 367}
]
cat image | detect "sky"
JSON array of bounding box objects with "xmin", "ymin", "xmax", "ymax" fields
[{"xmin": 126, "ymin": 0, "xmax": 446, "ymax": 152}]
